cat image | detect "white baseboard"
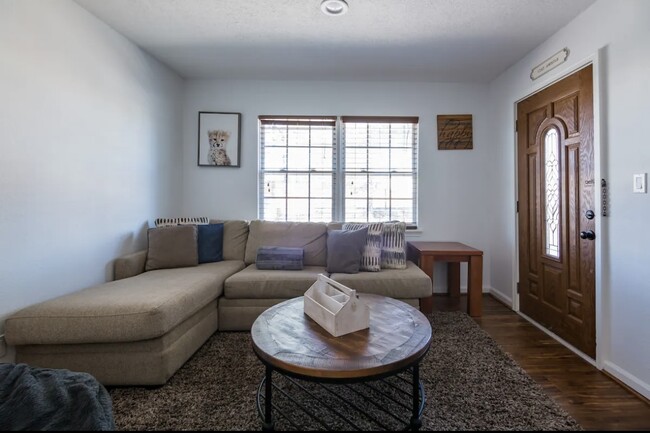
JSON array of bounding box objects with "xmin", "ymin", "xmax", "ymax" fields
[
  {"xmin": 603, "ymin": 360, "xmax": 650, "ymax": 401},
  {"xmin": 517, "ymin": 311, "xmax": 597, "ymax": 368},
  {"xmin": 433, "ymin": 285, "xmax": 492, "ymax": 294},
  {"xmin": 488, "ymin": 288, "xmax": 513, "ymax": 308},
  {"xmin": 487, "ymin": 288, "xmax": 649, "ymax": 402}
]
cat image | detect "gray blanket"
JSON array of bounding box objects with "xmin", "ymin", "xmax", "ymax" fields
[{"xmin": 0, "ymin": 363, "xmax": 115, "ymax": 431}]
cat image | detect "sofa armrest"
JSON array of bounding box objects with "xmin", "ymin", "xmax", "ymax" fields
[{"xmin": 113, "ymin": 250, "xmax": 147, "ymax": 280}]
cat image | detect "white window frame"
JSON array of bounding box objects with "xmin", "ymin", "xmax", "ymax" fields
[
  {"xmin": 258, "ymin": 116, "xmax": 337, "ymax": 222},
  {"xmin": 258, "ymin": 115, "xmax": 418, "ymax": 227},
  {"xmin": 340, "ymin": 116, "xmax": 418, "ymax": 227}
]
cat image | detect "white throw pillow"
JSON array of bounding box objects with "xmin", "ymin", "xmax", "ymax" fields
[
  {"xmin": 154, "ymin": 217, "xmax": 209, "ymax": 227},
  {"xmin": 381, "ymin": 221, "xmax": 407, "ymax": 269}
]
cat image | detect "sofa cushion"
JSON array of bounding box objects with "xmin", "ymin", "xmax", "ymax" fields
[
  {"xmin": 113, "ymin": 250, "xmax": 147, "ymax": 280},
  {"xmin": 13, "ymin": 301, "xmax": 220, "ymax": 386},
  {"xmin": 210, "ymin": 219, "xmax": 249, "ymax": 261},
  {"xmin": 329, "ymin": 261, "xmax": 432, "ymax": 298},
  {"xmin": 218, "ymin": 298, "xmax": 291, "ymax": 331},
  {"xmin": 197, "ymin": 223, "xmax": 224, "ymax": 264},
  {"xmin": 326, "ymin": 227, "xmax": 368, "ymax": 273},
  {"xmin": 343, "ymin": 222, "xmax": 384, "ymax": 271},
  {"xmin": 327, "ymin": 222, "xmax": 344, "ymax": 231},
  {"xmin": 145, "ymin": 225, "xmax": 198, "ymax": 271},
  {"xmin": 5, "ymin": 260, "xmax": 245, "ymax": 346},
  {"xmin": 244, "ymin": 220, "xmax": 327, "ymax": 266},
  {"xmin": 224, "ymin": 264, "xmax": 327, "ymax": 299}
]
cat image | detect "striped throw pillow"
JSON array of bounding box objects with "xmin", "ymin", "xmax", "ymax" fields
[
  {"xmin": 381, "ymin": 221, "xmax": 407, "ymax": 269},
  {"xmin": 342, "ymin": 222, "xmax": 384, "ymax": 272},
  {"xmin": 154, "ymin": 217, "xmax": 209, "ymax": 227}
]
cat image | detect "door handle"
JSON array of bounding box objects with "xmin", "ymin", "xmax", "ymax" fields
[{"xmin": 580, "ymin": 230, "xmax": 596, "ymax": 240}]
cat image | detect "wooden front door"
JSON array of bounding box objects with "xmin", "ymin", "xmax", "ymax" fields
[{"xmin": 517, "ymin": 65, "xmax": 595, "ymax": 358}]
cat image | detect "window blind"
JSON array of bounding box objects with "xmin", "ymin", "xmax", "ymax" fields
[
  {"xmin": 258, "ymin": 116, "xmax": 337, "ymax": 222},
  {"xmin": 258, "ymin": 116, "xmax": 418, "ymax": 227},
  {"xmin": 341, "ymin": 116, "xmax": 418, "ymax": 227}
]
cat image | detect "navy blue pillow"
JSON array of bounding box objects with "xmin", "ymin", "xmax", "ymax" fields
[{"xmin": 197, "ymin": 223, "xmax": 224, "ymax": 264}]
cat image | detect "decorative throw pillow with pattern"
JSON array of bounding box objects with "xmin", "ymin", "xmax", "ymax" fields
[
  {"xmin": 381, "ymin": 221, "xmax": 407, "ymax": 269},
  {"xmin": 154, "ymin": 217, "xmax": 209, "ymax": 227},
  {"xmin": 342, "ymin": 222, "xmax": 384, "ymax": 272}
]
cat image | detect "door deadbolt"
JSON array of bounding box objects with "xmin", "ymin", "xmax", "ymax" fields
[{"xmin": 585, "ymin": 210, "xmax": 595, "ymax": 220}]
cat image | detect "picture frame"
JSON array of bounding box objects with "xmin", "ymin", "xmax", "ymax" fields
[
  {"xmin": 437, "ymin": 114, "xmax": 473, "ymax": 150},
  {"xmin": 197, "ymin": 111, "xmax": 241, "ymax": 167}
]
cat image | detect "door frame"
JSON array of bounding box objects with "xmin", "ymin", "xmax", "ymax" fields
[{"xmin": 512, "ymin": 50, "xmax": 605, "ymax": 369}]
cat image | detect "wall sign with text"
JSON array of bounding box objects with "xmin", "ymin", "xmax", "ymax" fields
[
  {"xmin": 530, "ymin": 48, "xmax": 569, "ymax": 80},
  {"xmin": 437, "ymin": 114, "xmax": 473, "ymax": 150}
]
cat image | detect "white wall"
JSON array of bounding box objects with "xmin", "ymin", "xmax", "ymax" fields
[
  {"xmin": 488, "ymin": 0, "xmax": 650, "ymax": 398},
  {"xmin": 0, "ymin": 0, "xmax": 183, "ymax": 358},
  {"xmin": 182, "ymin": 79, "xmax": 494, "ymax": 292}
]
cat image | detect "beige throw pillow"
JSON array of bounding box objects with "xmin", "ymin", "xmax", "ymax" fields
[{"xmin": 145, "ymin": 225, "xmax": 199, "ymax": 271}]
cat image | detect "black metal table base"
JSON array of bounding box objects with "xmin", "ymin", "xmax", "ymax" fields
[{"xmin": 256, "ymin": 365, "xmax": 425, "ymax": 431}]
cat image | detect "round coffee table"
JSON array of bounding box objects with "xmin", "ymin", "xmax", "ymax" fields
[{"xmin": 251, "ymin": 294, "xmax": 432, "ymax": 431}]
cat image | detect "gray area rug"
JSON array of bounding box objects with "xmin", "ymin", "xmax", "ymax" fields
[{"xmin": 108, "ymin": 311, "xmax": 582, "ymax": 431}]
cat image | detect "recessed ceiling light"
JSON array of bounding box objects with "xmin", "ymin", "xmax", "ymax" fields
[{"xmin": 321, "ymin": 0, "xmax": 349, "ymax": 16}]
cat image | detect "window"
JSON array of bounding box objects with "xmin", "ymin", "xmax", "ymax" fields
[
  {"xmin": 543, "ymin": 127, "xmax": 560, "ymax": 258},
  {"xmin": 341, "ymin": 117, "xmax": 418, "ymax": 226},
  {"xmin": 258, "ymin": 116, "xmax": 418, "ymax": 227},
  {"xmin": 258, "ymin": 116, "xmax": 337, "ymax": 222}
]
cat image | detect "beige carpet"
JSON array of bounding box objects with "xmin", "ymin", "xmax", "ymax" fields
[{"xmin": 108, "ymin": 311, "xmax": 582, "ymax": 431}]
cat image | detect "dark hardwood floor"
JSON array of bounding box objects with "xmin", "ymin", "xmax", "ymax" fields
[{"xmin": 433, "ymin": 294, "xmax": 650, "ymax": 431}]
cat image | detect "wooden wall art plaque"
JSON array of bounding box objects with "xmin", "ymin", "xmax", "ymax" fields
[{"xmin": 437, "ymin": 114, "xmax": 473, "ymax": 150}]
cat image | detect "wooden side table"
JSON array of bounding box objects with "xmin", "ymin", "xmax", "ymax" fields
[{"xmin": 407, "ymin": 241, "xmax": 483, "ymax": 317}]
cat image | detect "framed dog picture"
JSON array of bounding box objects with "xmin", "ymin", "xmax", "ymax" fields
[{"xmin": 197, "ymin": 111, "xmax": 241, "ymax": 167}]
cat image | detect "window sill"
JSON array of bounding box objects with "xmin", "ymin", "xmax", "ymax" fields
[{"xmin": 405, "ymin": 229, "xmax": 423, "ymax": 238}]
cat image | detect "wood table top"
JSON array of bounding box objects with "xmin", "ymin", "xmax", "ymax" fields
[
  {"xmin": 407, "ymin": 241, "xmax": 483, "ymax": 255},
  {"xmin": 251, "ymin": 294, "xmax": 432, "ymax": 380}
]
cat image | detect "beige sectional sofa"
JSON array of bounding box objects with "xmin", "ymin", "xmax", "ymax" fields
[{"xmin": 5, "ymin": 220, "xmax": 432, "ymax": 386}]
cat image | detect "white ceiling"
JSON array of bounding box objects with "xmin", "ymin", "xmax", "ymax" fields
[{"xmin": 75, "ymin": 0, "xmax": 596, "ymax": 82}]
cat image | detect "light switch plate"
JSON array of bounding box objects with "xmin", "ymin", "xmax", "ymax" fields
[{"xmin": 633, "ymin": 173, "xmax": 647, "ymax": 193}]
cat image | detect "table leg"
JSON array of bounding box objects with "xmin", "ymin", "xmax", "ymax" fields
[
  {"xmin": 410, "ymin": 364, "xmax": 422, "ymax": 430},
  {"xmin": 447, "ymin": 262, "xmax": 461, "ymax": 297},
  {"xmin": 419, "ymin": 256, "xmax": 434, "ymax": 314},
  {"xmin": 467, "ymin": 255, "xmax": 483, "ymax": 317},
  {"xmin": 263, "ymin": 366, "xmax": 274, "ymax": 431}
]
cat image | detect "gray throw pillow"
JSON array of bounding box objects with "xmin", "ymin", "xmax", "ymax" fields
[
  {"xmin": 326, "ymin": 227, "xmax": 368, "ymax": 274},
  {"xmin": 343, "ymin": 222, "xmax": 384, "ymax": 272},
  {"xmin": 145, "ymin": 225, "xmax": 199, "ymax": 271}
]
